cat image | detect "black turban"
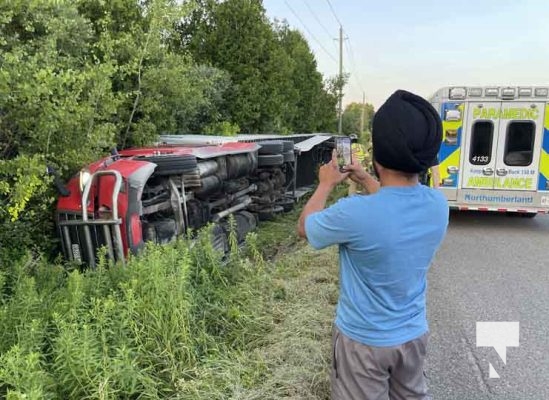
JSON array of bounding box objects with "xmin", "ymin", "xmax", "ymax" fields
[{"xmin": 372, "ymin": 90, "xmax": 442, "ymax": 173}]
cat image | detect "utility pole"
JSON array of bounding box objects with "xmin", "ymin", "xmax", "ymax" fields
[
  {"xmin": 359, "ymin": 92, "xmax": 365, "ymax": 138},
  {"xmin": 338, "ymin": 25, "xmax": 343, "ymax": 135}
]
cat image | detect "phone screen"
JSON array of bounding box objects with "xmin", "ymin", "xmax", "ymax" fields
[{"xmin": 336, "ymin": 137, "xmax": 352, "ymax": 171}]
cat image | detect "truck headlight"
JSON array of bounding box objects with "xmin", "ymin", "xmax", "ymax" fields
[{"xmin": 79, "ymin": 169, "xmax": 91, "ymax": 192}]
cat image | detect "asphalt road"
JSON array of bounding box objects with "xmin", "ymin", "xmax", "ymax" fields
[{"xmin": 426, "ymin": 211, "xmax": 549, "ymax": 400}]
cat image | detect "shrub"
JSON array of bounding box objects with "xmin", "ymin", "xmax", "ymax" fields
[{"xmin": 0, "ymin": 224, "xmax": 267, "ymax": 399}]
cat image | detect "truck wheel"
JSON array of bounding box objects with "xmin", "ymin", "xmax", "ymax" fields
[
  {"xmin": 239, "ymin": 211, "xmax": 258, "ymax": 231},
  {"xmin": 277, "ymin": 198, "xmax": 295, "ymax": 212},
  {"xmin": 283, "ymin": 151, "xmax": 295, "ymax": 163},
  {"xmin": 257, "ymin": 205, "xmax": 284, "ymax": 221},
  {"xmin": 141, "ymin": 154, "xmax": 198, "ymax": 176},
  {"xmin": 258, "ymin": 141, "xmax": 283, "ymax": 155},
  {"xmin": 211, "ymin": 224, "xmax": 228, "ymax": 253},
  {"xmin": 233, "ymin": 212, "xmax": 257, "ymax": 242},
  {"xmin": 258, "ymin": 154, "xmax": 284, "ymax": 167},
  {"xmin": 143, "ymin": 219, "xmax": 176, "ymax": 244}
]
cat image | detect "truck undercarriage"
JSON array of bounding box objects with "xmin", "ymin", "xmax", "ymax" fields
[{"xmin": 56, "ymin": 134, "xmax": 334, "ymax": 267}]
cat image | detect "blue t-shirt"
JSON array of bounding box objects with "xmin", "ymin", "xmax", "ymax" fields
[{"xmin": 305, "ymin": 184, "xmax": 449, "ymax": 347}]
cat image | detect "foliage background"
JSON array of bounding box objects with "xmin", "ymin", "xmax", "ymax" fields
[
  {"xmin": 0, "ymin": 0, "xmax": 366, "ymax": 255},
  {"xmin": 0, "ymin": 0, "xmax": 374, "ymax": 397}
]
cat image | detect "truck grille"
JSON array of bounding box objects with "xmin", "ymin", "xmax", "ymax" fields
[{"xmin": 57, "ymin": 212, "xmax": 117, "ymax": 266}]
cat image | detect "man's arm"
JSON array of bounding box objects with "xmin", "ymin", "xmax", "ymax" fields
[
  {"xmin": 345, "ymin": 157, "xmax": 380, "ymax": 194},
  {"xmin": 355, "ymin": 172, "xmax": 380, "ymax": 194},
  {"xmin": 297, "ymin": 183, "xmax": 333, "ymax": 238},
  {"xmin": 297, "ymin": 151, "xmax": 348, "ymax": 240}
]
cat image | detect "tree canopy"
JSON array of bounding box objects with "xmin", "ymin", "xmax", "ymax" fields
[
  {"xmin": 0, "ymin": 0, "xmax": 340, "ymax": 254},
  {"xmin": 181, "ymin": 0, "xmax": 338, "ymax": 133},
  {"xmin": 342, "ymin": 101, "xmax": 375, "ymax": 139}
]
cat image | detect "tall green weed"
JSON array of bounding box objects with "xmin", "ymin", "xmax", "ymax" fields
[{"xmin": 0, "ymin": 224, "xmax": 267, "ymax": 399}]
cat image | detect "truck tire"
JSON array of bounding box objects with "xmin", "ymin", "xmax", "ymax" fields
[
  {"xmin": 211, "ymin": 224, "xmax": 228, "ymax": 253},
  {"xmin": 258, "ymin": 154, "xmax": 284, "ymax": 167},
  {"xmin": 141, "ymin": 154, "xmax": 198, "ymax": 176},
  {"xmin": 258, "ymin": 141, "xmax": 283, "ymax": 155},
  {"xmin": 233, "ymin": 212, "xmax": 255, "ymax": 242},
  {"xmin": 257, "ymin": 205, "xmax": 284, "ymax": 221},
  {"xmin": 143, "ymin": 219, "xmax": 176, "ymax": 244},
  {"xmin": 283, "ymin": 151, "xmax": 295, "ymax": 163},
  {"xmin": 277, "ymin": 198, "xmax": 295, "ymax": 212},
  {"xmin": 239, "ymin": 210, "xmax": 257, "ymax": 231}
]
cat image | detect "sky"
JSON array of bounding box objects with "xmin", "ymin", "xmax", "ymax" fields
[{"xmin": 262, "ymin": 0, "xmax": 549, "ymax": 110}]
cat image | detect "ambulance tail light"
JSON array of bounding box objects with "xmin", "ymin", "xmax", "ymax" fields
[
  {"xmin": 444, "ymin": 110, "xmax": 461, "ymax": 121},
  {"xmin": 444, "ymin": 129, "xmax": 458, "ymax": 145},
  {"xmin": 535, "ymin": 88, "xmax": 548, "ymax": 97},
  {"xmin": 449, "ymin": 87, "xmax": 466, "ymax": 100},
  {"xmin": 485, "ymin": 88, "xmax": 499, "ymax": 97},
  {"xmin": 519, "ymin": 88, "xmax": 532, "ymax": 97},
  {"xmin": 468, "ymin": 87, "xmax": 482, "ymax": 97},
  {"xmin": 501, "ymin": 87, "xmax": 516, "ymax": 99},
  {"xmin": 442, "ymin": 166, "xmax": 459, "ymax": 187},
  {"xmin": 442, "ymin": 178, "xmax": 454, "ymax": 187}
]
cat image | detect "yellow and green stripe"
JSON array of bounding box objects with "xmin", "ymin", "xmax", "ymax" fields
[
  {"xmin": 539, "ymin": 105, "xmax": 549, "ymax": 191},
  {"xmin": 437, "ymin": 102, "xmax": 464, "ymax": 188}
]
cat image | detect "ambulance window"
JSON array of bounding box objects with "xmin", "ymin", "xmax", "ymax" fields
[
  {"xmin": 469, "ymin": 121, "xmax": 493, "ymax": 165},
  {"xmin": 504, "ymin": 122, "xmax": 535, "ymax": 166}
]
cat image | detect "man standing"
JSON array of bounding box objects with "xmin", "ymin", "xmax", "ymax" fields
[
  {"xmin": 347, "ymin": 134, "xmax": 367, "ymax": 195},
  {"xmin": 297, "ymin": 90, "xmax": 449, "ymax": 400}
]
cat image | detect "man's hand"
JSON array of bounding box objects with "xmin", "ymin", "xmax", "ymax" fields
[
  {"xmin": 345, "ymin": 157, "xmax": 369, "ymax": 184},
  {"xmin": 319, "ymin": 150, "xmax": 349, "ymax": 189},
  {"xmin": 344, "ymin": 153, "xmax": 380, "ymax": 194}
]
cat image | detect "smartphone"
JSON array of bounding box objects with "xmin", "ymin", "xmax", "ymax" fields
[{"xmin": 335, "ymin": 136, "xmax": 352, "ymax": 172}]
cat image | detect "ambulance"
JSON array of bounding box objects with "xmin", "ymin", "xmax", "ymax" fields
[{"xmin": 429, "ymin": 86, "xmax": 549, "ymax": 216}]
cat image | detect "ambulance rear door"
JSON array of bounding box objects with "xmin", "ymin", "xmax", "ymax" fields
[
  {"xmin": 492, "ymin": 102, "xmax": 544, "ymax": 191},
  {"xmin": 461, "ymin": 102, "xmax": 502, "ymax": 189}
]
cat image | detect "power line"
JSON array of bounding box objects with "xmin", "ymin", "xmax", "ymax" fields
[
  {"xmin": 325, "ymin": 0, "xmax": 342, "ymax": 27},
  {"xmin": 284, "ymin": 0, "xmax": 338, "ymax": 64},
  {"xmin": 302, "ymin": 0, "xmax": 336, "ymax": 50},
  {"xmin": 311, "ymin": 1, "xmax": 366, "ymax": 113},
  {"xmin": 344, "ymin": 34, "xmax": 365, "ymax": 93}
]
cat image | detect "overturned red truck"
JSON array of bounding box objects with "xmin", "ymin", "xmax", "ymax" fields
[{"xmin": 56, "ymin": 134, "xmax": 335, "ymax": 267}]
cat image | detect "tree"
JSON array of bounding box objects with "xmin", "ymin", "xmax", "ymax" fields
[
  {"xmin": 0, "ymin": 0, "xmax": 230, "ymax": 254},
  {"xmin": 76, "ymin": 0, "xmax": 231, "ymax": 145},
  {"xmin": 183, "ymin": 0, "xmax": 283, "ymax": 132},
  {"xmin": 181, "ymin": 0, "xmax": 338, "ymax": 133},
  {"xmin": 275, "ymin": 22, "xmax": 338, "ymax": 132},
  {"xmin": 342, "ymin": 101, "xmax": 375, "ymax": 139},
  {"xmin": 0, "ymin": 0, "xmax": 340, "ymax": 255}
]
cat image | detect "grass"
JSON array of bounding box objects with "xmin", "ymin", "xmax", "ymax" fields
[
  {"xmin": 0, "ymin": 189, "xmax": 345, "ymax": 399},
  {"xmin": 239, "ymin": 244, "xmax": 338, "ymax": 400},
  {"xmin": 237, "ymin": 191, "xmax": 343, "ymax": 399}
]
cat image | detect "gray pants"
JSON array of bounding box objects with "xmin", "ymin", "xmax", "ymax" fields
[{"xmin": 331, "ymin": 326, "xmax": 430, "ymax": 400}]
